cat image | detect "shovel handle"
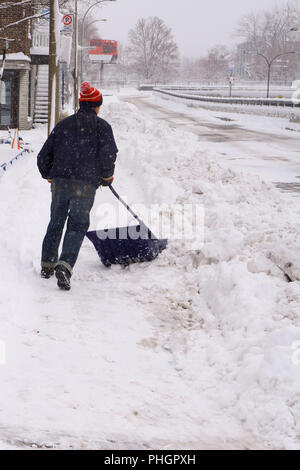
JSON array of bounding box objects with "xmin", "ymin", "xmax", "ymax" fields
[{"xmin": 109, "ymin": 185, "xmax": 145, "ymax": 227}]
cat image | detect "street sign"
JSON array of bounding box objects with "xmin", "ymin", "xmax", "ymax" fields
[
  {"xmin": 63, "ymin": 15, "xmax": 73, "ymax": 27},
  {"xmin": 89, "ymin": 39, "xmax": 118, "ymax": 63},
  {"xmin": 59, "ymin": 35, "xmax": 72, "ymax": 65},
  {"xmin": 61, "ymin": 14, "xmax": 74, "ymax": 34}
]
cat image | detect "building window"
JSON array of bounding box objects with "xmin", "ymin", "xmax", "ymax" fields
[
  {"xmin": 0, "ymin": 71, "xmax": 18, "ymax": 129},
  {"xmin": 0, "ymin": 80, "xmax": 11, "ymax": 126}
]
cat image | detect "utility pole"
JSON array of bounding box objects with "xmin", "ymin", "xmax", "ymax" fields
[
  {"xmin": 48, "ymin": 0, "xmax": 60, "ymax": 135},
  {"xmin": 74, "ymin": 0, "xmax": 79, "ymax": 112},
  {"xmin": 48, "ymin": 0, "xmax": 55, "ymax": 135},
  {"xmin": 99, "ymin": 60, "xmax": 104, "ymax": 87}
]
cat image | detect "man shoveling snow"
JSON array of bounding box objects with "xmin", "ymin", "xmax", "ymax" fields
[{"xmin": 37, "ymin": 82, "xmax": 118, "ymax": 291}]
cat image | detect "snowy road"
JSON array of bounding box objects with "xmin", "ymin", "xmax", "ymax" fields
[
  {"xmin": 1, "ymin": 95, "xmax": 300, "ymax": 450},
  {"xmin": 121, "ymin": 93, "xmax": 300, "ymax": 194}
]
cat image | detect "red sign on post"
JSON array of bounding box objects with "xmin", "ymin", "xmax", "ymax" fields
[
  {"xmin": 89, "ymin": 39, "xmax": 118, "ymax": 63},
  {"xmin": 63, "ymin": 15, "xmax": 73, "ymax": 26}
]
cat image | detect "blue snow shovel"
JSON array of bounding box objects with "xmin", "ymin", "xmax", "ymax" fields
[{"xmin": 86, "ymin": 185, "xmax": 168, "ymax": 267}]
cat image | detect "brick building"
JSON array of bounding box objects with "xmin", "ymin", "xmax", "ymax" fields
[{"xmin": 0, "ymin": 0, "xmax": 46, "ymax": 130}]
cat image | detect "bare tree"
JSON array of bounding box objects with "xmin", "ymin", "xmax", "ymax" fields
[
  {"xmin": 198, "ymin": 45, "xmax": 231, "ymax": 83},
  {"xmin": 235, "ymin": 1, "xmax": 300, "ymax": 83},
  {"xmin": 0, "ymin": 0, "xmax": 71, "ymax": 38},
  {"xmin": 0, "ymin": 0, "xmax": 90, "ymax": 36},
  {"xmin": 112, "ymin": 42, "xmax": 131, "ymax": 85},
  {"xmin": 128, "ymin": 16, "xmax": 179, "ymax": 82}
]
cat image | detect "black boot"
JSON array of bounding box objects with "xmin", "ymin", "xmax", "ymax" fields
[
  {"xmin": 55, "ymin": 264, "xmax": 71, "ymax": 291},
  {"xmin": 41, "ymin": 267, "xmax": 55, "ymax": 279}
]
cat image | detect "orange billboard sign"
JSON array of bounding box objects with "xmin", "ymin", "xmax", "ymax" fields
[{"xmin": 89, "ymin": 39, "xmax": 118, "ymax": 62}]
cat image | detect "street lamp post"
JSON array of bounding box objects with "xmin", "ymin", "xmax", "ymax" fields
[
  {"xmin": 73, "ymin": 0, "xmax": 115, "ymax": 111},
  {"xmin": 257, "ymin": 51, "xmax": 296, "ymax": 98},
  {"xmin": 80, "ymin": 19, "xmax": 107, "ymax": 83},
  {"xmin": 86, "ymin": 18, "xmax": 107, "ymax": 29},
  {"xmin": 79, "ymin": 0, "xmax": 116, "ymax": 85}
]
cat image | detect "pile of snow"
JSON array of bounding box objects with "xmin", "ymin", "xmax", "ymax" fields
[{"xmin": 0, "ymin": 98, "xmax": 300, "ymax": 449}]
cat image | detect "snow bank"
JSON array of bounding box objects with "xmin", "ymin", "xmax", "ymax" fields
[
  {"xmin": 0, "ymin": 99, "xmax": 300, "ymax": 449},
  {"xmin": 101, "ymin": 99, "xmax": 300, "ymax": 449}
]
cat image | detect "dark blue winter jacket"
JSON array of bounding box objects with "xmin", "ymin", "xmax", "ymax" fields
[{"xmin": 37, "ymin": 107, "xmax": 118, "ymax": 187}]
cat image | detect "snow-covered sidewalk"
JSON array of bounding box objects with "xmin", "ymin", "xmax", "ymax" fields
[{"xmin": 1, "ymin": 96, "xmax": 300, "ymax": 449}]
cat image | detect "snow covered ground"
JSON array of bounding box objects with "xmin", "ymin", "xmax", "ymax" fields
[
  {"xmin": 136, "ymin": 91, "xmax": 300, "ymax": 190},
  {"xmin": 0, "ymin": 145, "xmax": 25, "ymax": 167},
  {"xmin": 1, "ymin": 93, "xmax": 300, "ymax": 449}
]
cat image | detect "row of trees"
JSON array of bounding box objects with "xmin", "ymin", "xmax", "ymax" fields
[
  {"xmin": 113, "ymin": 1, "xmax": 300, "ymax": 85},
  {"xmin": 0, "ymin": 2, "xmax": 179, "ymax": 84},
  {"xmin": 235, "ymin": 1, "xmax": 300, "ymax": 83},
  {"xmin": 176, "ymin": 1, "xmax": 300, "ymax": 85},
  {"xmin": 3, "ymin": 1, "xmax": 300, "ymax": 87}
]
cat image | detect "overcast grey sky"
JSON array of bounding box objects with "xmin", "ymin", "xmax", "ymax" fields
[{"xmin": 88, "ymin": 0, "xmax": 298, "ymax": 57}]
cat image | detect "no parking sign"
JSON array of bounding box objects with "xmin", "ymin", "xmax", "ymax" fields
[{"xmin": 61, "ymin": 14, "xmax": 74, "ymax": 34}]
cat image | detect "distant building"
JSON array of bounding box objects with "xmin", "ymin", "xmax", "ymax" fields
[
  {"xmin": 0, "ymin": 0, "xmax": 49, "ymax": 130},
  {"xmin": 235, "ymin": 42, "xmax": 255, "ymax": 79},
  {"xmin": 235, "ymin": 40, "xmax": 300, "ymax": 85},
  {"xmin": 0, "ymin": 0, "xmax": 33, "ymax": 130}
]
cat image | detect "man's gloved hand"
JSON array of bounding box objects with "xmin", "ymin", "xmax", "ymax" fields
[{"xmin": 101, "ymin": 176, "xmax": 114, "ymax": 187}]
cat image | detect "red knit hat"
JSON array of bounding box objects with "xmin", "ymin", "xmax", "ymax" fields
[{"xmin": 79, "ymin": 82, "xmax": 102, "ymax": 104}]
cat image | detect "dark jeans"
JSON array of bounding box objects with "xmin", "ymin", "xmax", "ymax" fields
[{"xmin": 41, "ymin": 178, "xmax": 96, "ymax": 274}]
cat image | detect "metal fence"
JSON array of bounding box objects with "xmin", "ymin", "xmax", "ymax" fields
[
  {"xmin": 0, "ymin": 149, "xmax": 29, "ymax": 175},
  {"xmin": 153, "ymin": 87, "xmax": 300, "ymax": 107}
]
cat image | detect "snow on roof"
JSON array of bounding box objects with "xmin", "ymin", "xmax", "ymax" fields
[
  {"xmin": 30, "ymin": 47, "xmax": 49, "ymax": 56},
  {"xmin": 0, "ymin": 53, "xmax": 31, "ymax": 62}
]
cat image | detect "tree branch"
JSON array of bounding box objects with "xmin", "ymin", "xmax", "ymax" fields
[
  {"xmin": 0, "ymin": 1, "xmax": 32, "ymax": 10},
  {"xmin": 0, "ymin": 11, "xmax": 50, "ymax": 33}
]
